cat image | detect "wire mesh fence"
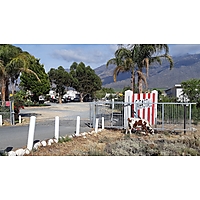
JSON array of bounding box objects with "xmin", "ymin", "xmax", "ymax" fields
[
  {"xmin": 0, "ymin": 101, "xmax": 11, "ymax": 124},
  {"xmin": 90, "ymin": 101, "xmax": 197, "ymax": 132}
]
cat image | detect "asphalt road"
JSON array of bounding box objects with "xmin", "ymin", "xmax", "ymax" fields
[{"xmin": 0, "ymin": 102, "xmax": 93, "ymax": 150}]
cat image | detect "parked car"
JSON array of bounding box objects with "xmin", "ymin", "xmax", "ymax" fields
[
  {"xmin": 73, "ymin": 97, "xmax": 80, "ymax": 102},
  {"xmin": 63, "ymin": 96, "xmax": 71, "ymax": 103}
]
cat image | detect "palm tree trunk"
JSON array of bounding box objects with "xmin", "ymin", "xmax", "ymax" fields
[
  {"xmin": 137, "ymin": 70, "xmax": 143, "ymax": 94},
  {"xmin": 131, "ymin": 69, "xmax": 135, "ymax": 93},
  {"xmin": 1, "ymin": 79, "xmax": 6, "ymax": 106}
]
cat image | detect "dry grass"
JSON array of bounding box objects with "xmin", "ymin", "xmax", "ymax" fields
[{"xmin": 26, "ymin": 125, "xmax": 200, "ymax": 156}]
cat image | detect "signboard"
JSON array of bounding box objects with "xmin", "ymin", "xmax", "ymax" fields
[
  {"xmin": 132, "ymin": 91, "xmax": 158, "ymax": 125},
  {"xmin": 5, "ymin": 101, "xmax": 10, "ymax": 107}
]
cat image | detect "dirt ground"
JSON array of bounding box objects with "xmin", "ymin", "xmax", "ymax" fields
[
  {"xmin": 26, "ymin": 124, "xmax": 200, "ymax": 156},
  {"xmin": 18, "ymin": 103, "xmax": 200, "ymax": 156}
]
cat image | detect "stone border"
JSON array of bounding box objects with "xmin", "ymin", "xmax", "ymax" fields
[{"xmin": 5, "ymin": 129, "xmax": 103, "ymax": 156}]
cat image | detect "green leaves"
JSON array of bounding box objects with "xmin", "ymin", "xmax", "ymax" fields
[
  {"xmin": 69, "ymin": 62, "xmax": 102, "ymax": 100},
  {"xmin": 48, "ymin": 66, "xmax": 72, "ymax": 99}
]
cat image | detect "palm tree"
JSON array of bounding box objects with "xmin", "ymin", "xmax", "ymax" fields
[
  {"xmin": 129, "ymin": 44, "xmax": 174, "ymax": 93},
  {"xmin": 106, "ymin": 46, "xmax": 147, "ymax": 93},
  {"xmin": 8, "ymin": 52, "xmax": 40, "ymax": 94},
  {"xmin": 0, "ymin": 45, "xmax": 40, "ymax": 105}
]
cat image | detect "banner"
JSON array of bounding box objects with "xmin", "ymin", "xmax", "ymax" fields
[{"xmin": 132, "ymin": 90, "xmax": 158, "ymax": 125}]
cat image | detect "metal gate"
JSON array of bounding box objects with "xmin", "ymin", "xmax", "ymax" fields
[{"xmin": 90, "ymin": 101, "xmax": 197, "ymax": 132}]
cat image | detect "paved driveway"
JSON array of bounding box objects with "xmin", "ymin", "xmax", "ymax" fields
[{"xmin": 0, "ymin": 102, "xmax": 93, "ymax": 150}]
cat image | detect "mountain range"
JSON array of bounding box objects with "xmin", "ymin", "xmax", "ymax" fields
[{"xmin": 94, "ymin": 53, "xmax": 200, "ymax": 90}]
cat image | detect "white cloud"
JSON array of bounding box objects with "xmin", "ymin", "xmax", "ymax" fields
[{"xmin": 51, "ymin": 45, "xmax": 117, "ymax": 67}]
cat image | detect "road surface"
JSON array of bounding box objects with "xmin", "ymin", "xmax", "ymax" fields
[{"xmin": 0, "ymin": 102, "xmax": 93, "ymax": 150}]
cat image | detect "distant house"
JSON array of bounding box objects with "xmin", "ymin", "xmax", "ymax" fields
[
  {"xmin": 165, "ymin": 84, "xmax": 189, "ymax": 102},
  {"xmin": 63, "ymin": 90, "xmax": 80, "ymax": 101}
]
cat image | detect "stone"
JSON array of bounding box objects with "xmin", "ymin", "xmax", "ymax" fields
[
  {"xmin": 53, "ymin": 139, "xmax": 58, "ymax": 143},
  {"xmin": 41, "ymin": 140, "xmax": 47, "ymax": 146},
  {"xmin": 8, "ymin": 151, "xmax": 17, "ymax": 156},
  {"xmin": 48, "ymin": 139, "xmax": 54, "ymax": 145},
  {"xmin": 15, "ymin": 149, "xmax": 25, "ymax": 156}
]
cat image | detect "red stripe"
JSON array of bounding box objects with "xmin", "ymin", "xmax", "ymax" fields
[
  {"xmin": 148, "ymin": 93, "xmax": 151, "ymax": 123},
  {"xmin": 132, "ymin": 93, "xmax": 134, "ymax": 117},
  {"xmin": 152, "ymin": 93, "xmax": 155, "ymax": 125}
]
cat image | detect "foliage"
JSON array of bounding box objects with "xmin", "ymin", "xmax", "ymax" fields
[
  {"xmin": 0, "ymin": 44, "xmax": 41, "ymax": 105},
  {"xmin": 20, "ymin": 58, "xmax": 50, "ymax": 101},
  {"xmin": 48, "ymin": 66, "xmax": 73, "ymax": 103},
  {"xmin": 70, "ymin": 62, "xmax": 102, "ymax": 101},
  {"xmin": 181, "ymin": 79, "xmax": 200, "ymax": 107},
  {"xmin": 95, "ymin": 87, "xmax": 115, "ymax": 100},
  {"xmin": 107, "ymin": 44, "xmax": 174, "ymax": 93},
  {"xmin": 12, "ymin": 91, "xmax": 26, "ymax": 118},
  {"xmin": 181, "ymin": 79, "xmax": 200, "ymax": 123},
  {"xmin": 58, "ymin": 136, "xmax": 72, "ymax": 143}
]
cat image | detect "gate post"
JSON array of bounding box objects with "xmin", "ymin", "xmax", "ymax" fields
[{"xmin": 124, "ymin": 90, "xmax": 133, "ymax": 128}]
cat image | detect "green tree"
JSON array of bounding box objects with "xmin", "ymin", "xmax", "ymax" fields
[
  {"xmin": 107, "ymin": 44, "xmax": 173, "ymax": 94},
  {"xmin": 70, "ymin": 62, "xmax": 102, "ymax": 102},
  {"xmin": 20, "ymin": 58, "xmax": 50, "ymax": 102},
  {"xmin": 107, "ymin": 46, "xmax": 147, "ymax": 93},
  {"xmin": 181, "ymin": 79, "xmax": 200, "ymax": 107},
  {"xmin": 48, "ymin": 66, "xmax": 73, "ymax": 103},
  {"xmin": 0, "ymin": 44, "xmax": 40, "ymax": 105},
  {"xmin": 95, "ymin": 87, "xmax": 115, "ymax": 100},
  {"xmin": 129, "ymin": 44, "xmax": 174, "ymax": 93}
]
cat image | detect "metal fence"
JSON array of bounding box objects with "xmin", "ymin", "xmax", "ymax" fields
[
  {"xmin": 0, "ymin": 101, "xmax": 10, "ymax": 122},
  {"xmin": 0, "ymin": 101, "xmax": 14, "ymax": 125},
  {"xmin": 90, "ymin": 101, "xmax": 197, "ymax": 132}
]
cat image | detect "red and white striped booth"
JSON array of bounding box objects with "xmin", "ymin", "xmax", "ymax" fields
[{"xmin": 124, "ymin": 90, "xmax": 158, "ymax": 127}]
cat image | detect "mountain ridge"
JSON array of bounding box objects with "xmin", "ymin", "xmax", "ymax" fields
[{"xmin": 94, "ymin": 53, "xmax": 200, "ymax": 90}]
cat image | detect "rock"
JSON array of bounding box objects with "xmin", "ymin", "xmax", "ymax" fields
[
  {"xmin": 48, "ymin": 139, "xmax": 54, "ymax": 145},
  {"xmin": 33, "ymin": 142, "xmax": 40, "ymax": 150},
  {"xmin": 25, "ymin": 149, "xmax": 30, "ymax": 155},
  {"xmin": 8, "ymin": 151, "xmax": 17, "ymax": 156},
  {"xmin": 68, "ymin": 135, "xmax": 73, "ymax": 139},
  {"xmin": 41, "ymin": 140, "xmax": 47, "ymax": 146},
  {"xmin": 81, "ymin": 132, "xmax": 87, "ymax": 136},
  {"xmin": 89, "ymin": 130, "xmax": 95, "ymax": 135},
  {"xmin": 15, "ymin": 149, "xmax": 26, "ymax": 156},
  {"xmin": 53, "ymin": 139, "xmax": 58, "ymax": 143}
]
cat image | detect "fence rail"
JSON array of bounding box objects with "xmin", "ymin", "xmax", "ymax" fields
[
  {"xmin": 90, "ymin": 101, "xmax": 197, "ymax": 132},
  {"xmin": 0, "ymin": 101, "xmax": 15, "ymax": 125}
]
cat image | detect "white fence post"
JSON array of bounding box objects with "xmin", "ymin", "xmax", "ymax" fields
[
  {"xmin": 55, "ymin": 116, "xmax": 59, "ymax": 140},
  {"xmin": 76, "ymin": 116, "xmax": 80, "ymax": 136},
  {"xmin": 0, "ymin": 115, "xmax": 2, "ymax": 126},
  {"xmin": 27, "ymin": 116, "xmax": 36, "ymax": 151},
  {"xmin": 102, "ymin": 117, "xmax": 104, "ymax": 129},
  {"xmin": 124, "ymin": 90, "xmax": 133, "ymax": 128},
  {"xmin": 19, "ymin": 115, "xmax": 21, "ymax": 124},
  {"xmin": 95, "ymin": 118, "xmax": 99, "ymax": 133}
]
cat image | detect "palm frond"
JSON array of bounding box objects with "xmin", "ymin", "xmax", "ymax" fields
[
  {"xmin": 20, "ymin": 68, "xmax": 41, "ymax": 82},
  {"xmin": 113, "ymin": 66, "xmax": 125, "ymax": 82},
  {"xmin": 106, "ymin": 58, "xmax": 117, "ymax": 67},
  {"xmin": 137, "ymin": 71, "xmax": 148, "ymax": 88}
]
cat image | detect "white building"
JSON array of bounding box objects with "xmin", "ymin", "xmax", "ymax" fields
[
  {"xmin": 165, "ymin": 84, "xmax": 189, "ymax": 102},
  {"xmin": 63, "ymin": 90, "xmax": 80, "ymax": 100}
]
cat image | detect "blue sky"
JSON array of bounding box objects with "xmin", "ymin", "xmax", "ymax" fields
[
  {"xmin": 13, "ymin": 44, "xmax": 200, "ymax": 72},
  {"xmin": 13, "ymin": 44, "xmax": 118, "ymax": 72}
]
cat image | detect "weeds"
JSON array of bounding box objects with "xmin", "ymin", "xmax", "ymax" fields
[{"xmin": 58, "ymin": 136, "xmax": 72, "ymax": 143}]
